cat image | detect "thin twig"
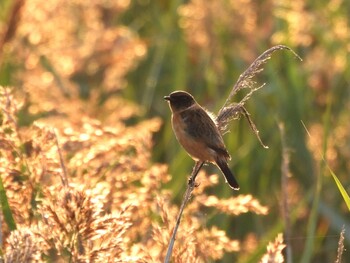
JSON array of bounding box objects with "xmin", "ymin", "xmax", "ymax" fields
[
  {"xmin": 278, "ymin": 122, "xmax": 292, "ymax": 263},
  {"xmin": 240, "ymin": 106, "xmax": 268, "ymax": 148},
  {"xmin": 216, "ymin": 104, "xmax": 268, "ymax": 148},
  {"xmin": 164, "ymin": 161, "xmax": 204, "ymax": 263},
  {"xmin": 0, "ymin": 0, "xmax": 25, "ymax": 66},
  {"xmin": 53, "ymin": 130, "xmax": 69, "ymax": 187}
]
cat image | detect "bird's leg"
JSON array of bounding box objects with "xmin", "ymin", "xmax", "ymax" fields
[{"xmin": 188, "ymin": 161, "xmax": 204, "ymax": 187}]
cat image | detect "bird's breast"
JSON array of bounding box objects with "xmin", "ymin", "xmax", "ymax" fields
[{"xmin": 172, "ymin": 113, "xmax": 216, "ymax": 162}]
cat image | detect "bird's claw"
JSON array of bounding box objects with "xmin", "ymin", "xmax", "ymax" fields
[
  {"xmin": 188, "ymin": 177, "xmax": 200, "ymax": 188},
  {"xmin": 188, "ymin": 177, "xmax": 194, "ymax": 186}
]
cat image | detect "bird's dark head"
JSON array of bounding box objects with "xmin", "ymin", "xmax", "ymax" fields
[{"xmin": 164, "ymin": 91, "xmax": 196, "ymax": 112}]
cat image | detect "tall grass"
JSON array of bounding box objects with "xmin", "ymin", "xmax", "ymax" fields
[{"xmin": 0, "ymin": 0, "xmax": 349, "ymax": 262}]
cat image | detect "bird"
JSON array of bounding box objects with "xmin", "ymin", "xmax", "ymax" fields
[{"xmin": 164, "ymin": 90, "xmax": 239, "ymax": 190}]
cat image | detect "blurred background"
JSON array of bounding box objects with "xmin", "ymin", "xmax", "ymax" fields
[{"xmin": 0, "ymin": 0, "xmax": 349, "ymax": 262}]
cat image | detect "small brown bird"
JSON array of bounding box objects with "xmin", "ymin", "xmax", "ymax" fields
[{"xmin": 164, "ymin": 90, "xmax": 239, "ymax": 190}]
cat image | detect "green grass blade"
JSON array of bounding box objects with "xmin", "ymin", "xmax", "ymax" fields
[
  {"xmin": 300, "ymin": 92, "xmax": 332, "ymax": 263},
  {"xmin": 327, "ymin": 165, "xmax": 350, "ymax": 211},
  {"xmin": 0, "ymin": 174, "xmax": 16, "ymax": 231}
]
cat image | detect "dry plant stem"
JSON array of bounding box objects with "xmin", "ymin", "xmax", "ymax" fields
[
  {"xmin": 278, "ymin": 122, "xmax": 292, "ymax": 263},
  {"xmin": 0, "ymin": 0, "xmax": 25, "ymax": 65},
  {"xmin": 54, "ymin": 130, "xmax": 69, "ymax": 187},
  {"xmin": 240, "ymin": 106, "xmax": 268, "ymax": 148},
  {"xmin": 164, "ymin": 161, "xmax": 204, "ymax": 263},
  {"xmin": 216, "ymin": 104, "xmax": 268, "ymax": 148}
]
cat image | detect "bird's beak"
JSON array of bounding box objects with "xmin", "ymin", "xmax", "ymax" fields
[{"xmin": 164, "ymin": 95, "xmax": 170, "ymax": 101}]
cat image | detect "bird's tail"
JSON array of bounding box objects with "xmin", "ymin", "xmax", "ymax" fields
[{"xmin": 216, "ymin": 159, "xmax": 240, "ymax": 190}]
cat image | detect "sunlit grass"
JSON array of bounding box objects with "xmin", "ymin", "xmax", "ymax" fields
[{"xmin": 0, "ymin": 0, "xmax": 349, "ymax": 262}]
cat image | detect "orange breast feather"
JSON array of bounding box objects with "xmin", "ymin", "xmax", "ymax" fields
[{"xmin": 172, "ymin": 113, "xmax": 216, "ymax": 162}]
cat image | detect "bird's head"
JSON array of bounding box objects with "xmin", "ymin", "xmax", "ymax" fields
[{"xmin": 164, "ymin": 90, "xmax": 196, "ymax": 112}]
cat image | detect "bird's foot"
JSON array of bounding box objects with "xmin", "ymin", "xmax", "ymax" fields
[{"xmin": 188, "ymin": 177, "xmax": 200, "ymax": 188}]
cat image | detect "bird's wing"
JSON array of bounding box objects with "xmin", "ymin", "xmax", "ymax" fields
[
  {"xmin": 207, "ymin": 144, "xmax": 230, "ymax": 160},
  {"xmin": 181, "ymin": 107, "xmax": 230, "ymax": 159}
]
